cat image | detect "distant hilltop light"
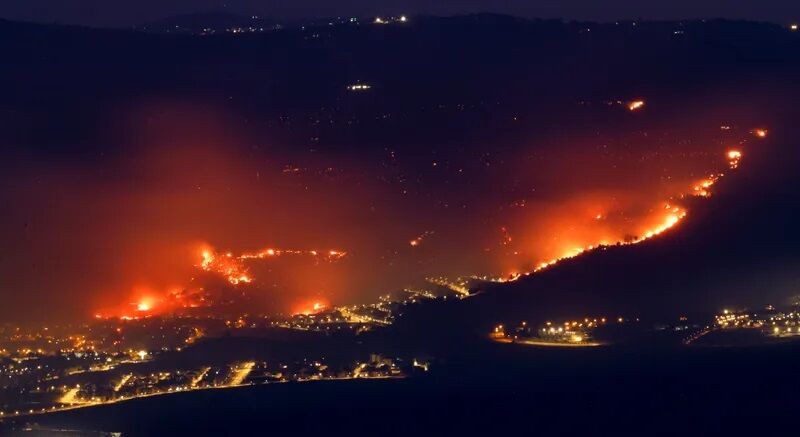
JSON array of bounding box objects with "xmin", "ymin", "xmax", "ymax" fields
[
  {"xmin": 374, "ymin": 16, "xmax": 408, "ymax": 24},
  {"xmin": 791, "ymin": 24, "xmax": 798, "ymax": 31},
  {"xmin": 348, "ymin": 83, "xmax": 372, "ymax": 91}
]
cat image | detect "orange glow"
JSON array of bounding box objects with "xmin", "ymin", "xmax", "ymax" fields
[
  {"xmin": 74, "ymin": 107, "xmax": 756, "ymax": 322},
  {"xmin": 692, "ymin": 176, "xmax": 718, "ymax": 197},
  {"xmin": 524, "ymin": 205, "xmax": 688, "ymax": 276},
  {"xmin": 293, "ymin": 300, "xmax": 328, "ymax": 316},
  {"xmin": 197, "ymin": 244, "xmax": 347, "ymax": 287},
  {"xmin": 238, "ymin": 247, "xmax": 347, "ymax": 262},
  {"xmin": 627, "ymin": 100, "xmax": 645, "ymax": 111},
  {"xmin": 95, "ymin": 135, "xmax": 747, "ymax": 320},
  {"xmin": 727, "ymin": 149, "xmax": 742, "ymax": 169},
  {"xmin": 501, "ymin": 145, "xmax": 743, "ymax": 280},
  {"xmin": 409, "ymin": 231, "xmax": 434, "ymax": 248},
  {"xmin": 198, "ymin": 248, "xmax": 251, "ymax": 286},
  {"xmin": 753, "ymin": 129, "xmax": 768, "ymax": 138}
]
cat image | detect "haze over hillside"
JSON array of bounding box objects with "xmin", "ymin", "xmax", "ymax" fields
[
  {"xmin": 2, "ymin": 13, "xmax": 800, "ymax": 435},
  {"xmin": 1, "ymin": 16, "xmax": 799, "ymax": 323}
]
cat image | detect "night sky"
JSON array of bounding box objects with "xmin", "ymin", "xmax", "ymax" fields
[{"xmin": 0, "ymin": 0, "xmax": 798, "ymax": 27}]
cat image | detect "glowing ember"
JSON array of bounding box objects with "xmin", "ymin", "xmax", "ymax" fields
[
  {"xmin": 238, "ymin": 247, "xmax": 347, "ymax": 262},
  {"xmin": 199, "ymin": 250, "xmax": 251, "ymax": 285},
  {"xmin": 495, "ymin": 145, "xmax": 746, "ymax": 281},
  {"xmin": 727, "ymin": 149, "xmax": 742, "ymax": 169},
  {"xmin": 627, "ymin": 100, "xmax": 645, "ymax": 111},
  {"xmin": 692, "ymin": 176, "xmax": 718, "ymax": 197},
  {"xmin": 409, "ymin": 231, "xmax": 434, "ymax": 247},
  {"xmin": 294, "ymin": 301, "xmax": 328, "ymax": 315},
  {"xmin": 199, "ymin": 245, "xmax": 347, "ymax": 285}
]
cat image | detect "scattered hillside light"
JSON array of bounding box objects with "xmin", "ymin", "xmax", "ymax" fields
[
  {"xmin": 138, "ymin": 350, "xmax": 148, "ymax": 360},
  {"xmin": 348, "ymin": 83, "xmax": 371, "ymax": 91},
  {"xmin": 400, "ymin": 15, "xmax": 408, "ymax": 22},
  {"xmin": 791, "ymin": 24, "xmax": 798, "ymax": 31}
]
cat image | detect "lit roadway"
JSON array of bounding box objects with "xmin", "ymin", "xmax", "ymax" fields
[
  {"xmin": 493, "ymin": 337, "xmax": 604, "ymax": 347},
  {"xmin": 5, "ymin": 370, "xmax": 405, "ymax": 420},
  {"xmin": 228, "ymin": 362, "xmax": 255, "ymax": 386}
]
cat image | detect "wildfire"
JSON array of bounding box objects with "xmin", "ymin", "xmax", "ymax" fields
[
  {"xmin": 92, "ymin": 122, "xmax": 760, "ymax": 323},
  {"xmin": 238, "ymin": 247, "xmax": 347, "ymax": 262},
  {"xmin": 692, "ymin": 176, "xmax": 719, "ymax": 197},
  {"xmin": 200, "ymin": 245, "xmax": 347, "ymax": 285},
  {"xmin": 294, "ymin": 301, "xmax": 328, "ymax": 315},
  {"xmin": 502, "ymin": 147, "xmax": 743, "ymax": 281},
  {"xmin": 727, "ymin": 149, "xmax": 742, "ymax": 169},
  {"xmin": 199, "ymin": 250, "xmax": 251, "ymax": 285},
  {"xmin": 409, "ymin": 231, "xmax": 434, "ymax": 247},
  {"xmin": 95, "ymin": 243, "xmax": 347, "ymax": 320},
  {"xmin": 627, "ymin": 100, "xmax": 645, "ymax": 111}
]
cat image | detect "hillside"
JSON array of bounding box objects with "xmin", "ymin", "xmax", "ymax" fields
[{"xmin": 385, "ymin": 122, "xmax": 800, "ymax": 347}]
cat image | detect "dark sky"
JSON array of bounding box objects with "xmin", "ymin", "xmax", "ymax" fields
[{"xmin": 1, "ymin": 0, "xmax": 798, "ymax": 28}]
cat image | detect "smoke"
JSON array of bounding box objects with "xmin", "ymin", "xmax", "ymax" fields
[{"xmin": 0, "ymin": 98, "xmax": 759, "ymax": 322}]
